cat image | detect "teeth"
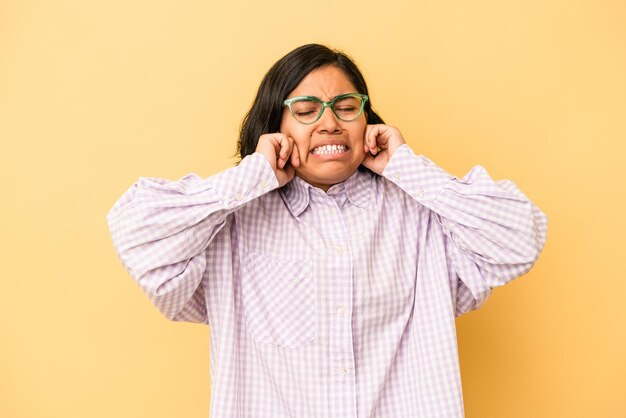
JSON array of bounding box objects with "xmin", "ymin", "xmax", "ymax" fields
[{"xmin": 312, "ymin": 144, "xmax": 347, "ymax": 154}]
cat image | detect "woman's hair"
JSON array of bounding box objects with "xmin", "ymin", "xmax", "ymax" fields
[{"xmin": 236, "ymin": 43, "xmax": 385, "ymax": 160}]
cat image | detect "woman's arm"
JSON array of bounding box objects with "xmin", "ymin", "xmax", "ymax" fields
[
  {"xmin": 382, "ymin": 143, "xmax": 548, "ymax": 317},
  {"xmin": 105, "ymin": 152, "xmax": 279, "ymax": 323}
]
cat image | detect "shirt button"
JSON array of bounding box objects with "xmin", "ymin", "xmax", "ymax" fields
[
  {"xmin": 259, "ymin": 179, "xmax": 268, "ymax": 188},
  {"xmin": 340, "ymin": 367, "xmax": 349, "ymax": 376},
  {"xmin": 327, "ymin": 207, "xmax": 336, "ymax": 215},
  {"xmin": 393, "ymin": 171, "xmax": 401, "ymax": 180},
  {"xmin": 416, "ymin": 189, "xmax": 424, "ymax": 198},
  {"xmin": 335, "ymin": 246, "xmax": 345, "ymax": 254},
  {"xmin": 235, "ymin": 193, "xmax": 244, "ymax": 201},
  {"xmin": 336, "ymin": 305, "xmax": 346, "ymax": 315}
]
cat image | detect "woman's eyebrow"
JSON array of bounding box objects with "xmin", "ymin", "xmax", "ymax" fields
[{"xmin": 300, "ymin": 93, "xmax": 353, "ymax": 101}]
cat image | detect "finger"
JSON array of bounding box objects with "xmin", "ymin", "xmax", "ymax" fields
[
  {"xmin": 264, "ymin": 135, "xmax": 282, "ymax": 169},
  {"xmin": 290, "ymin": 139, "xmax": 300, "ymax": 167},
  {"xmin": 279, "ymin": 135, "xmax": 291, "ymax": 160},
  {"xmin": 365, "ymin": 125, "xmax": 376, "ymax": 153},
  {"xmin": 257, "ymin": 134, "xmax": 280, "ymax": 170},
  {"xmin": 364, "ymin": 125, "xmax": 371, "ymax": 153},
  {"xmin": 267, "ymin": 134, "xmax": 282, "ymax": 155},
  {"xmin": 276, "ymin": 135, "xmax": 291, "ymax": 169},
  {"xmin": 368, "ymin": 125, "xmax": 381, "ymax": 154},
  {"xmin": 371, "ymin": 125, "xmax": 385, "ymax": 151}
]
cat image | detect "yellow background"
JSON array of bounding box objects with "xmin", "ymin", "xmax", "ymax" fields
[{"xmin": 1, "ymin": 0, "xmax": 624, "ymax": 417}]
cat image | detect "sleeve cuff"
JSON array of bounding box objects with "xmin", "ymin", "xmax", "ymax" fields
[
  {"xmin": 382, "ymin": 143, "xmax": 456, "ymax": 203},
  {"xmin": 209, "ymin": 152, "xmax": 280, "ymax": 210}
]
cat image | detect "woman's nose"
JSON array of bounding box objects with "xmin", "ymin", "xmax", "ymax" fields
[{"xmin": 316, "ymin": 106, "xmax": 341, "ymax": 133}]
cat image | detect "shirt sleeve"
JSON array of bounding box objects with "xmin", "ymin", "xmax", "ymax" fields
[
  {"xmin": 105, "ymin": 152, "xmax": 279, "ymax": 323},
  {"xmin": 382, "ymin": 143, "xmax": 548, "ymax": 317}
]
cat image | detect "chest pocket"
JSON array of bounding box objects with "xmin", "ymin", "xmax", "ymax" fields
[{"xmin": 241, "ymin": 251, "xmax": 316, "ymax": 348}]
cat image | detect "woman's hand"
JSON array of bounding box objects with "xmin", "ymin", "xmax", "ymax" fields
[
  {"xmin": 255, "ymin": 133, "xmax": 300, "ymax": 187},
  {"xmin": 361, "ymin": 124, "xmax": 406, "ymax": 175}
]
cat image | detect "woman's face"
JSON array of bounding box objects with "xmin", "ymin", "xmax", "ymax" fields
[{"xmin": 280, "ymin": 65, "xmax": 367, "ymax": 191}]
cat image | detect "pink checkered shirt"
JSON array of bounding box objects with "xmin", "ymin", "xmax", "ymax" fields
[{"xmin": 106, "ymin": 144, "xmax": 548, "ymax": 417}]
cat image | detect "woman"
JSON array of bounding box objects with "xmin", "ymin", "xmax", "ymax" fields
[{"xmin": 106, "ymin": 44, "xmax": 548, "ymax": 418}]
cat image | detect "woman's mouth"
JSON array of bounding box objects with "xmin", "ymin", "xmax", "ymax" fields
[{"xmin": 311, "ymin": 144, "xmax": 348, "ymax": 155}]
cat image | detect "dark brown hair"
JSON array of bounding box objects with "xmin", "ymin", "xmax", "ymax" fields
[{"xmin": 236, "ymin": 44, "xmax": 385, "ymax": 160}]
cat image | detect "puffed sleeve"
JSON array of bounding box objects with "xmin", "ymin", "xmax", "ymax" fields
[
  {"xmin": 382, "ymin": 144, "xmax": 548, "ymax": 317},
  {"xmin": 105, "ymin": 152, "xmax": 279, "ymax": 323}
]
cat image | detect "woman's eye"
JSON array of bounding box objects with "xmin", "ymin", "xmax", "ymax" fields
[
  {"xmin": 335, "ymin": 107, "xmax": 356, "ymax": 112},
  {"xmin": 297, "ymin": 111, "xmax": 316, "ymax": 116}
]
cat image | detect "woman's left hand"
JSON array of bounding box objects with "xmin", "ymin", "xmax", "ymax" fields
[{"xmin": 361, "ymin": 124, "xmax": 407, "ymax": 175}]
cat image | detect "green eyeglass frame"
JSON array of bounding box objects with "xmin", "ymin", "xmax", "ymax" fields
[{"xmin": 282, "ymin": 93, "xmax": 369, "ymax": 124}]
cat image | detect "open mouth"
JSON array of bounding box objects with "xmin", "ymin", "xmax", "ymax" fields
[{"xmin": 311, "ymin": 144, "xmax": 349, "ymax": 155}]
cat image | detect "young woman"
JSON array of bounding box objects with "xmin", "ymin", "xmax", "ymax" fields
[{"xmin": 107, "ymin": 43, "xmax": 548, "ymax": 418}]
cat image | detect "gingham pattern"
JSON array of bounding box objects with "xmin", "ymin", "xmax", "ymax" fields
[{"xmin": 106, "ymin": 144, "xmax": 548, "ymax": 418}]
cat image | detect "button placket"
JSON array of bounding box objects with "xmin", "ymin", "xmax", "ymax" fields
[{"xmin": 319, "ymin": 194, "xmax": 357, "ymax": 415}]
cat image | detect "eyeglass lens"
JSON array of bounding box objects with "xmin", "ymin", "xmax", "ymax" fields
[{"xmin": 290, "ymin": 96, "xmax": 364, "ymax": 123}]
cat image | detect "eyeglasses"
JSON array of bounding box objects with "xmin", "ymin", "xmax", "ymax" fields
[{"xmin": 282, "ymin": 93, "xmax": 369, "ymax": 124}]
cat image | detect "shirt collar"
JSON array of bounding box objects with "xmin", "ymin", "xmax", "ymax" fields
[{"xmin": 279, "ymin": 167, "xmax": 373, "ymax": 217}]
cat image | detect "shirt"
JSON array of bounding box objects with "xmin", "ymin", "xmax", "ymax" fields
[{"xmin": 106, "ymin": 143, "xmax": 548, "ymax": 418}]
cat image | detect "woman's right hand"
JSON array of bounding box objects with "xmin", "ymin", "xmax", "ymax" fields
[{"xmin": 255, "ymin": 133, "xmax": 300, "ymax": 187}]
